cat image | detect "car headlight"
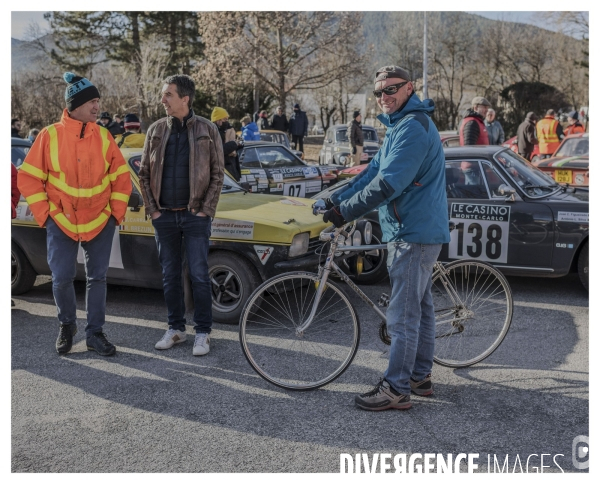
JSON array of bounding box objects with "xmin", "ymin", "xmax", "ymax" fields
[{"xmin": 289, "ymin": 232, "xmax": 309, "ymax": 257}]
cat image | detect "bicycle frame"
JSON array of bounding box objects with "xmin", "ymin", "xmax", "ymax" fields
[{"xmin": 297, "ymin": 223, "xmax": 467, "ymax": 335}]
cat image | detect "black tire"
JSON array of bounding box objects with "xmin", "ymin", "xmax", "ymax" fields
[
  {"xmin": 339, "ymin": 223, "xmax": 388, "ymax": 285},
  {"xmin": 11, "ymin": 242, "xmax": 37, "ymax": 295},
  {"xmin": 208, "ymin": 251, "xmax": 262, "ymax": 325},
  {"xmin": 432, "ymin": 260, "xmax": 513, "ymax": 368},
  {"xmin": 239, "ymin": 271, "xmax": 360, "ymax": 390},
  {"xmin": 577, "ymin": 241, "xmax": 589, "ymax": 291}
]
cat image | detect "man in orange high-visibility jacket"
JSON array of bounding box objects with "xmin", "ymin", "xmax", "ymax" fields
[
  {"xmin": 564, "ymin": 110, "xmax": 586, "ymax": 137},
  {"xmin": 17, "ymin": 72, "xmax": 131, "ymax": 356},
  {"xmin": 536, "ymin": 109, "xmax": 564, "ymax": 159}
]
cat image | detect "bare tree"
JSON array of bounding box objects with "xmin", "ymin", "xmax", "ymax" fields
[{"xmin": 197, "ymin": 12, "xmax": 366, "ymax": 109}]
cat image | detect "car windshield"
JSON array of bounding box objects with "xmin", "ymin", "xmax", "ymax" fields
[
  {"xmin": 259, "ymin": 132, "xmax": 290, "ymax": 147},
  {"xmin": 240, "ymin": 146, "xmax": 305, "ymax": 168},
  {"xmin": 554, "ymin": 137, "xmax": 589, "ymax": 157},
  {"xmin": 494, "ymin": 150, "xmax": 559, "ymax": 195},
  {"xmin": 335, "ymin": 128, "xmax": 378, "ymax": 143}
]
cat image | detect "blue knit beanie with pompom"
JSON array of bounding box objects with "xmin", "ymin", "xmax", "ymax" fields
[{"xmin": 63, "ymin": 72, "xmax": 100, "ymax": 112}]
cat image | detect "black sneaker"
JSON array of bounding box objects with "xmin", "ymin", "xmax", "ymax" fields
[
  {"xmin": 86, "ymin": 331, "xmax": 116, "ymax": 356},
  {"xmin": 410, "ymin": 373, "xmax": 433, "ymax": 396},
  {"xmin": 56, "ymin": 324, "xmax": 78, "ymax": 354},
  {"xmin": 354, "ymin": 379, "xmax": 411, "ymax": 411}
]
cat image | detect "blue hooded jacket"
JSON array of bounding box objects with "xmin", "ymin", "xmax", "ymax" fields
[
  {"xmin": 242, "ymin": 122, "xmax": 261, "ymax": 141},
  {"xmin": 331, "ymin": 94, "xmax": 450, "ymax": 244}
]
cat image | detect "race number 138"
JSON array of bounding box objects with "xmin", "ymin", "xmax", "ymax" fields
[{"xmin": 448, "ymin": 219, "xmax": 509, "ymax": 263}]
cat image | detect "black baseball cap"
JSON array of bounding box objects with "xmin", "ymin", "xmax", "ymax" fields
[{"xmin": 374, "ymin": 65, "xmax": 411, "ymax": 82}]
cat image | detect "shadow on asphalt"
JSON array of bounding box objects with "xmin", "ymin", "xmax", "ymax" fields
[{"xmin": 12, "ymin": 270, "xmax": 588, "ymax": 468}]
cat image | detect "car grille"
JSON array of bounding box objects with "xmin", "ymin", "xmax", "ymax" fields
[{"xmin": 308, "ymin": 237, "xmax": 325, "ymax": 255}]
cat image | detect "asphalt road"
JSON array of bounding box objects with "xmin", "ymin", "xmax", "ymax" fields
[{"xmin": 12, "ymin": 273, "xmax": 589, "ymax": 473}]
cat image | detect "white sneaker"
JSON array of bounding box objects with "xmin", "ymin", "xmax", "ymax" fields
[
  {"xmin": 155, "ymin": 328, "xmax": 187, "ymax": 350},
  {"xmin": 193, "ymin": 333, "xmax": 210, "ymax": 356}
]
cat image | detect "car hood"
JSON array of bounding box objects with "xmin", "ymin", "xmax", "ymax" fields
[
  {"xmin": 542, "ymin": 186, "xmax": 588, "ymax": 203},
  {"xmin": 536, "ymin": 155, "xmax": 589, "ymax": 168},
  {"xmin": 216, "ymin": 192, "xmax": 328, "ymax": 243}
]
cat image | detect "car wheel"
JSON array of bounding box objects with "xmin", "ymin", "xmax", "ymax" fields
[
  {"xmin": 340, "ymin": 223, "xmax": 388, "ymax": 285},
  {"xmin": 11, "ymin": 242, "xmax": 37, "ymax": 295},
  {"xmin": 577, "ymin": 241, "xmax": 588, "ymax": 291},
  {"xmin": 208, "ymin": 251, "xmax": 262, "ymax": 324}
]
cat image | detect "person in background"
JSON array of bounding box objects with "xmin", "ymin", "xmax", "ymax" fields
[
  {"xmin": 211, "ymin": 107, "xmax": 242, "ymax": 181},
  {"xmin": 241, "ymin": 115, "xmax": 261, "ymax": 141},
  {"xmin": 114, "ymin": 114, "xmax": 125, "ymax": 131},
  {"xmin": 114, "ymin": 114, "xmax": 146, "ymax": 148},
  {"xmin": 27, "ymin": 129, "xmax": 40, "ymax": 143},
  {"xmin": 97, "ymin": 112, "xmax": 124, "ymax": 138},
  {"xmin": 138, "ymin": 74, "xmax": 224, "ymax": 357},
  {"xmin": 12, "ymin": 118, "xmax": 22, "ymax": 138},
  {"xmin": 258, "ymin": 110, "xmax": 270, "ymax": 130},
  {"xmin": 17, "ymin": 72, "xmax": 132, "ymax": 356},
  {"xmin": 288, "ymin": 103, "xmax": 308, "ymax": 153},
  {"xmin": 271, "ymin": 106, "xmax": 288, "ymax": 132},
  {"xmin": 484, "ymin": 109, "xmax": 505, "ymax": 145},
  {"xmin": 516, "ymin": 112, "xmax": 538, "ymax": 160},
  {"xmin": 348, "ymin": 110, "xmax": 364, "ymax": 167},
  {"xmin": 459, "ymin": 96, "xmax": 490, "ymax": 145},
  {"xmin": 563, "ymin": 110, "xmax": 586, "ymax": 136},
  {"xmin": 536, "ymin": 109, "xmax": 564, "ymax": 159}
]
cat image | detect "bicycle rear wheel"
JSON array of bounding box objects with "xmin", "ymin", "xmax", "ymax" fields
[
  {"xmin": 432, "ymin": 260, "xmax": 513, "ymax": 368},
  {"xmin": 239, "ymin": 271, "xmax": 360, "ymax": 390}
]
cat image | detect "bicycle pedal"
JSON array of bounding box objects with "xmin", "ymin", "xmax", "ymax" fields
[{"xmin": 377, "ymin": 293, "xmax": 390, "ymax": 307}]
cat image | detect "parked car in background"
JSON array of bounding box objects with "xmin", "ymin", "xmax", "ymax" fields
[
  {"xmin": 318, "ymin": 124, "xmax": 381, "ymax": 166},
  {"xmin": 11, "ymin": 137, "xmax": 32, "ymax": 168},
  {"xmin": 502, "ymin": 135, "xmax": 540, "ymax": 161},
  {"xmin": 238, "ymin": 141, "xmax": 339, "ymax": 198},
  {"xmin": 12, "ymin": 148, "xmax": 331, "ymax": 324},
  {"xmin": 439, "ymin": 130, "xmax": 460, "ymax": 148},
  {"xmin": 315, "ymin": 145, "xmax": 589, "ymax": 290},
  {"xmin": 255, "ymin": 129, "xmax": 304, "ymax": 159},
  {"xmin": 532, "ymin": 133, "xmax": 589, "ymax": 186}
]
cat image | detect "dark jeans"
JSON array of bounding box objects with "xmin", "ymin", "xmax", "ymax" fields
[
  {"xmin": 152, "ymin": 210, "xmax": 212, "ymax": 334},
  {"xmin": 46, "ymin": 216, "xmax": 116, "ymax": 336},
  {"xmin": 291, "ymin": 135, "xmax": 304, "ymax": 153}
]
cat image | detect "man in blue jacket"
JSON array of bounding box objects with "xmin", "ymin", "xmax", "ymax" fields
[
  {"xmin": 288, "ymin": 103, "xmax": 308, "ymax": 154},
  {"xmin": 322, "ymin": 65, "xmax": 450, "ymax": 411}
]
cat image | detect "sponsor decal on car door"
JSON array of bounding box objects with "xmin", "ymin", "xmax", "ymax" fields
[{"xmin": 448, "ymin": 203, "xmax": 511, "ymax": 264}]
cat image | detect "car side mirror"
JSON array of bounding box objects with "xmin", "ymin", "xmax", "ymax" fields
[
  {"xmin": 498, "ymin": 184, "xmax": 516, "ymax": 202},
  {"xmin": 127, "ymin": 192, "xmax": 143, "ymax": 211}
]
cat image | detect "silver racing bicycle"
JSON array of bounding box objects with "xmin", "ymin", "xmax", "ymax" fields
[{"xmin": 239, "ymin": 212, "xmax": 513, "ymax": 391}]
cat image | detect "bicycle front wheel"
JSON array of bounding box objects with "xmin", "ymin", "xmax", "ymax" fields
[
  {"xmin": 239, "ymin": 271, "xmax": 360, "ymax": 390},
  {"xmin": 432, "ymin": 260, "xmax": 513, "ymax": 368}
]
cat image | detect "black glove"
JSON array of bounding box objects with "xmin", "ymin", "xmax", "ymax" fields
[
  {"xmin": 323, "ymin": 206, "xmax": 347, "ymax": 228},
  {"xmin": 352, "ymin": 146, "xmax": 357, "ymax": 155}
]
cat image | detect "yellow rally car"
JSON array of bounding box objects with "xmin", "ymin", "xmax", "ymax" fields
[{"xmin": 11, "ymin": 148, "xmax": 329, "ymax": 324}]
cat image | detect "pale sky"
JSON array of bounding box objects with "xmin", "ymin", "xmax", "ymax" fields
[{"xmin": 10, "ymin": 10, "xmax": 586, "ymax": 41}]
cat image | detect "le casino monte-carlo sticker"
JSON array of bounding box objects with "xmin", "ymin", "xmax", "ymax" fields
[{"xmin": 448, "ymin": 203, "xmax": 511, "ymax": 264}]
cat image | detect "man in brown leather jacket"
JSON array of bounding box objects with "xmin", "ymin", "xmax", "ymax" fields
[{"xmin": 139, "ymin": 74, "xmax": 224, "ymax": 357}]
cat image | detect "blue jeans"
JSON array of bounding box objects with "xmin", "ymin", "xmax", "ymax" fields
[
  {"xmin": 383, "ymin": 241, "xmax": 442, "ymax": 395},
  {"xmin": 46, "ymin": 216, "xmax": 116, "ymax": 336},
  {"xmin": 151, "ymin": 210, "xmax": 212, "ymax": 334}
]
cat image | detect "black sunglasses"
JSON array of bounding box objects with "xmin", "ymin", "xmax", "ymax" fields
[{"xmin": 373, "ymin": 81, "xmax": 409, "ymax": 98}]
